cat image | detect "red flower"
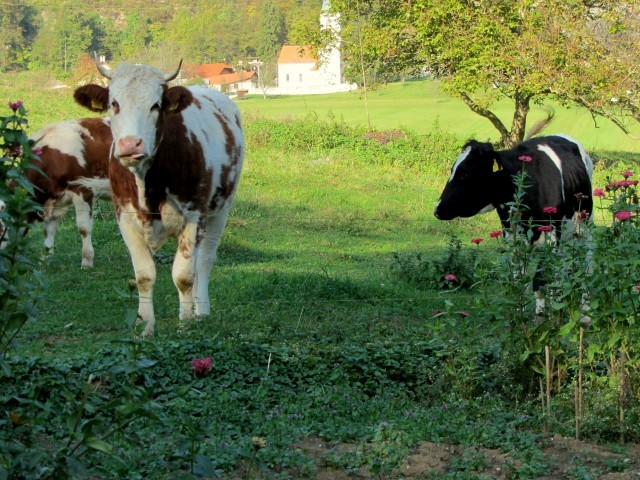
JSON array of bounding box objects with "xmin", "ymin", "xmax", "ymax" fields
[
  {"xmin": 622, "ymin": 170, "xmax": 633, "ymax": 179},
  {"xmin": 444, "ymin": 273, "xmax": 457, "ymax": 282},
  {"xmin": 542, "ymin": 206, "xmax": 557, "ymax": 214},
  {"xmin": 614, "ymin": 211, "xmax": 632, "ymax": 222},
  {"xmin": 635, "ymin": 283, "xmax": 640, "ymax": 292},
  {"xmin": 538, "ymin": 225, "xmax": 553, "ymax": 232},
  {"xmin": 593, "ymin": 188, "xmax": 605, "ymax": 198},
  {"xmin": 577, "ymin": 210, "xmax": 590, "ymax": 222},
  {"xmin": 471, "ymin": 238, "xmax": 483, "ymax": 244},
  {"xmin": 7, "ymin": 100, "xmax": 22, "ymax": 111},
  {"xmin": 191, "ymin": 357, "xmax": 212, "ymax": 378},
  {"xmin": 490, "ymin": 230, "xmax": 502, "ymax": 239},
  {"xmin": 518, "ymin": 155, "xmax": 533, "ymax": 163}
]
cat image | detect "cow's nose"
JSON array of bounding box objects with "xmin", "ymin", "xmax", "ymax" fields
[
  {"xmin": 117, "ymin": 136, "xmax": 145, "ymax": 157},
  {"xmin": 434, "ymin": 209, "xmax": 440, "ymax": 219}
]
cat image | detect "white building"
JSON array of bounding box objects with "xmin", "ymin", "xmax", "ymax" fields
[{"xmin": 275, "ymin": 0, "xmax": 356, "ymax": 95}]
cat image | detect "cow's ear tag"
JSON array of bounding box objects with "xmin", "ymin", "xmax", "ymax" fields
[
  {"xmin": 91, "ymin": 100, "xmax": 103, "ymax": 110},
  {"xmin": 493, "ymin": 160, "xmax": 502, "ymax": 172},
  {"xmin": 168, "ymin": 102, "xmax": 179, "ymax": 112}
]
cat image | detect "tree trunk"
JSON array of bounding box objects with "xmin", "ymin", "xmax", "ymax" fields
[
  {"xmin": 459, "ymin": 91, "xmax": 532, "ymax": 149},
  {"xmin": 507, "ymin": 92, "xmax": 532, "ymax": 148},
  {"xmin": 459, "ymin": 93, "xmax": 509, "ymax": 144}
]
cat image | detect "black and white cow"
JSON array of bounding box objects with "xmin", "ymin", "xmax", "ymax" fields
[{"xmin": 434, "ymin": 134, "xmax": 593, "ymax": 312}]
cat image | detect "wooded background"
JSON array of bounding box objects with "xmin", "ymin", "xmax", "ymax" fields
[{"xmin": 0, "ymin": 0, "xmax": 318, "ymax": 76}]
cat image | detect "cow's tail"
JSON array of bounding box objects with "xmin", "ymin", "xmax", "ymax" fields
[
  {"xmin": 525, "ymin": 108, "xmax": 555, "ymax": 140},
  {"xmin": 69, "ymin": 177, "xmax": 112, "ymax": 200}
]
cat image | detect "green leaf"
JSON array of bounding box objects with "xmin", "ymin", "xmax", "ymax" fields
[
  {"xmin": 558, "ymin": 321, "xmax": 577, "ymax": 337},
  {"xmin": 587, "ymin": 343, "xmax": 601, "ymax": 362},
  {"xmin": 135, "ymin": 357, "xmax": 157, "ymax": 368},
  {"xmin": 84, "ymin": 436, "xmax": 113, "ymax": 455}
]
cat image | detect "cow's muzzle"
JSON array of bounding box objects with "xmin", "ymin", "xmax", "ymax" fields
[{"xmin": 118, "ymin": 153, "xmax": 146, "ymax": 168}]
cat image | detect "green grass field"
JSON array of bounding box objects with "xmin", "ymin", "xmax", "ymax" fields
[
  {"xmin": 2, "ymin": 72, "xmax": 640, "ymax": 478},
  {"xmin": 3, "ymin": 72, "xmax": 640, "ymax": 154},
  {"xmin": 237, "ymin": 80, "xmax": 640, "ymax": 154}
]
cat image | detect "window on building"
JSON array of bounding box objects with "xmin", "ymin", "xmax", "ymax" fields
[
  {"xmin": 299, "ymin": 74, "xmax": 303, "ymax": 82},
  {"xmin": 286, "ymin": 74, "xmax": 289, "ymax": 82}
]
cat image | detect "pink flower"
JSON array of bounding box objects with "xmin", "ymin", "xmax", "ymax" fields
[
  {"xmin": 191, "ymin": 357, "xmax": 212, "ymax": 378},
  {"xmin": 444, "ymin": 273, "xmax": 457, "ymax": 282},
  {"xmin": 542, "ymin": 206, "xmax": 557, "ymax": 214},
  {"xmin": 593, "ymin": 188, "xmax": 605, "ymax": 198},
  {"xmin": 8, "ymin": 100, "xmax": 22, "ymax": 111},
  {"xmin": 518, "ymin": 155, "xmax": 533, "ymax": 163},
  {"xmin": 471, "ymin": 238, "xmax": 483, "ymax": 244},
  {"xmin": 538, "ymin": 225, "xmax": 553, "ymax": 232},
  {"xmin": 614, "ymin": 211, "xmax": 632, "ymax": 221},
  {"xmin": 622, "ymin": 170, "xmax": 633, "ymax": 179},
  {"xmin": 490, "ymin": 230, "xmax": 502, "ymax": 239},
  {"xmin": 577, "ymin": 210, "xmax": 590, "ymax": 222},
  {"xmin": 32, "ymin": 149, "xmax": 43, "ymax": 156},
  {"xmin": 636, "ymin": 283, "xmax": 640, "ymax": 292}
]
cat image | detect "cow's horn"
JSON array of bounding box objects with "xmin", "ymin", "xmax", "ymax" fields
[
  {"xmin": 93, "ymin": 51, "xmax": 113, "ymax": 79},
  {"xmin": 164, "ymin": 60, "xmax": 183, "ymax": 82}
]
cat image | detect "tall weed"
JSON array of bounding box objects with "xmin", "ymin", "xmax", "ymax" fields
[{"xmin": 244, "ymin": 112, "xmax": 463, "ymax": 173}]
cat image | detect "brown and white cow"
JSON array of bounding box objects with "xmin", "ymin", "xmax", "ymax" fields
[
  {"xmin": 73, "ymin": 55, "xmax": 245, "ymax": 336},
  {"xmin": 28, "ymin": 118, "xmax": 112, "ymax": 267}
]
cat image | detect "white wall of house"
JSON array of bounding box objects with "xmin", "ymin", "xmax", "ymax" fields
[{"xmin": 272, "ymin": 0, "xmax": 356, "ymax": 96}]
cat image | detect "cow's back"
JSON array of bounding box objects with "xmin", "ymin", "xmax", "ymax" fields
[
  {"xmin": 508, "ymin": 135, "xmax": 593, "ymax": 219},
  {"xmin": 29, "ymin": 118, "xmax": 112, "ymax": 203}
]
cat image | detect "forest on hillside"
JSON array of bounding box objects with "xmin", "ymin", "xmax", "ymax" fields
[{"xmin": 0, "ymin": 0, "xmax": 321, "ymax": 77}]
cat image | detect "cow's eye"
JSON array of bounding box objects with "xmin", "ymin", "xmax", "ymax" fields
[
  {"xmin": 151, "ymin": 102, "xmax": 161, "ymax": 111},
  {"xmin": 111, "ymin": 100, "xmax": 119, "ymax": 111}
]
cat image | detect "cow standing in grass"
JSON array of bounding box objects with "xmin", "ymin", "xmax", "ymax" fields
[
  {"xmin": 73, "ymin": 55, "xmax": 245, "ymax": 336},
  {"xmin": 28, "ymin": 118, "xmax": 112, "ymax": 267},
  {"xmin": 434, "ymin": 134, "xmax": 593, "ymax": 314}
]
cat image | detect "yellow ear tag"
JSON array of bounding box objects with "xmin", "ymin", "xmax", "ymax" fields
[
  {"xmin": 493, "ymin": 159, "xmax": 502, "ymax": 172},
  {"xmin": 91, "ymin": 100, "xmax": 103, "ymax": 110},
  {"xmin": 168, "ymin": 102, "xmax": 178, "ymax": 112}
]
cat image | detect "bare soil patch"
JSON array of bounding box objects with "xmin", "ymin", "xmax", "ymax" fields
[{"xmin": 285, "ymin": 435, "xmax": 640, "ymax": 479}]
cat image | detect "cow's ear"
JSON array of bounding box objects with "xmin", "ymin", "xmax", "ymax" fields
[
  {"xmin": 163, "ymin": 86, "xmax": 193, "ymax": 114},
  {"xmin": 74, "ymin": 85, "xmax": 109, "ymax": 112}
]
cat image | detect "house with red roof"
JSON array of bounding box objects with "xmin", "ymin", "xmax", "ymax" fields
[
  {"xmin": 182, "ymin": 62, "xmax": 257, "ymax": 95},
  {"xmin": 275, "ymin": 1, "xmax": 356, "ymax": 95}
]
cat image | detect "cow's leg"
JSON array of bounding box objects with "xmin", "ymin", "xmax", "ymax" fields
[
  {"xmin": 70, "ymin": 192, "xmax": 94, "ymax": 268},
  {"xmin": 173, "ymin": 221, "xmax": 199, "ymax": 320},
  {"xmin": 42, "ymin": 195, "xmax": 72, "ymax": 258},
  {"xmin": 119, "ymin": 217, "xmax": 157, "ymax": 336},
  {"xmin": 193, "ymin": 208, "xmax": 231, "ymax": 317}
]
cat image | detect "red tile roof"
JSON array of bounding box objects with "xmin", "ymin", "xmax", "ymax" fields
[
  {"xmin": 183, "ymin": 63, "xmax": 234, "ymax": 79},
  {"xmin": 206, "ymin": 71, "xmax": 256, "ymax": 86},
  {"xmin": 278, "ymin": 45, "xmax": 317, "ymax": 64}
]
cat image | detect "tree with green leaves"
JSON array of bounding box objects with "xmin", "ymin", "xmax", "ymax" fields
[
  {"xmin": 117, "ymin": 8, "xmax": 152, "ymax": 61},
  {"xmin": 30, "ymin": 2, "xmax": 106, "ymax": 78},
  {"xmin": 329, "ymin": 0, "xmax": 640, "ymax": 147},
  {"xmin": 255, "ymin": 0, "xmax": 287, "ymax": 62},
  {"xmin": 0, "ymin": 3, "xmax": 38, "ymax": 72}
]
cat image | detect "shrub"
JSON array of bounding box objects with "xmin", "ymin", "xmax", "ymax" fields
[{"xmin": 0, "ymin": 100, "xmax": 45, "ymax": 369}]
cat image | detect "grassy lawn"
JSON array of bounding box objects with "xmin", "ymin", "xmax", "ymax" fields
[
  {"xmin": 2, "ymin": 71, "xmax": 640, "ymax": 479},
  {"xmin": 238, "ymin": 79, "xmax": 640, "ymax": 154}
]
